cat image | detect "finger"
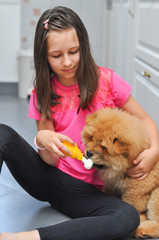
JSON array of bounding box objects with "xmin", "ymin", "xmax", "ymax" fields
[
  {"xmin": 133, "ymin": 155, "xmax": 143, "ymax": 165},
  {"xmin": 48, "ymin": 136, "xmax": 72, "ymax": 156},
  {"xmin": 51, "ymin": 145, "xmax": 67, "ymax": 158},
  {"xmin": 127, "ymin": 171, "xmax": 147, "ymax": 179},
  {"xmin": 59, "ymin": 135, "xmax": 75, "ymax": 146},
  {"xmin": 127, "ymin": 166, "xmax": 141, "ymax": 175},
  {"xmin": 127, "ymin": 160, "xmax": 146, "ymax": 174},
  {"xmin": 60, "ymin": 143, "xmax": 73, "ymax": 156},
  {"xmin": 127, "ymin": 172, "xmax": 143, "ymax": 178},
  {"xmin": 136, "ymin": 173, "xmax": 148, "ymax": 181},
  {"xmin": 54, "ymin": 139, "xmax": 73, "ymax": 156}
]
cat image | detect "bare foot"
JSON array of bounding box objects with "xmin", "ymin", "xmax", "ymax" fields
[{"xmin": 0, "ymin": 231, "xmax": 40, "ymax": 240}]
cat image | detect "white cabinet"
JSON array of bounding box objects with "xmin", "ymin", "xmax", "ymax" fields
[
  {"xmin": 135, "ymin": 0, "xmax": 159, "ymax": 126},
  {"xmin": 104, "ymin": 0, "xmax": 159, "ymax": 127}
]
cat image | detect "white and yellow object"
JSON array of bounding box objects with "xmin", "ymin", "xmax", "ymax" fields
[{"xmin": 62, "ymin": 141, "xmax": 93, "ymax": 170}]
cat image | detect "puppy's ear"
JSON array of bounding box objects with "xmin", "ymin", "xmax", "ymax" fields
[
  {"xmin": 85, "ymin": 112, "xmax": 97, "ymax": 124},
  {"xmin": 113, "ymin": 138, "xmax": 128, "ymax": 154}
]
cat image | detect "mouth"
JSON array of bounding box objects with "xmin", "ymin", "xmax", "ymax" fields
[
  {"xmin": 63, "ymin": 67, "xmax": 74, "ymax": 73},
  {"xmin": 93, "ymin": 163, "xmax": 108, "ymax": 170}
]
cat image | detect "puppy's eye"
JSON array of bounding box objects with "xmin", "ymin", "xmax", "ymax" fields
[
  {"xmin": 113, "ymin": 138, "xmax": 117, "ymax": 143},
  {"xmin": 101, "ymin": 145, "xmax": 107, "ymax": 151},
  {"xmin": 123, "ymin": 152, "xmax": 128, "ymax": 158}
]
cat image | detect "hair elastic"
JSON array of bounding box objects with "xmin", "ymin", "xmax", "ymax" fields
[
  {"xmin": 34, "ymin": 137, "xmax": 46, "ymax": 150},
  {"xmin": 43, "ymin": 19, "xmax": 49, "ymax": 30}
]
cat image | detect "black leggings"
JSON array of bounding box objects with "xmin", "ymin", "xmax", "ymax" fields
[{"xmin": 0, "ymin": 124, "xmax": 139, "ymax": 240}]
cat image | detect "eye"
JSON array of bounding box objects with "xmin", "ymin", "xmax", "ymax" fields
[
  {"xmin": 101, "ymin": 145, "xmax": 107, "ymax": 151},
  {"xmin": 122, "ymin": 152, "xmax": 128, "ymax": 158},
  {"xmin": 70, "ymin": 48, "xmax": 79, "ymax": 55},
  {"xmin": 52, "ymin": 54, "xmax": 61, "ymax": 58},
  {"xmin": 113, "ymin": 138, "xmax": 117, "ymax": 143}
]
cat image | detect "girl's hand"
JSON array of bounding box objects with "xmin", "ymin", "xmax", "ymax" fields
[
  {"xmin": 126, "ymin": 147, "xmax": 159, "ymax": 180},
  {"xmin": 36, "ymin": 130, "xmax": 75, "ymax": 158}
]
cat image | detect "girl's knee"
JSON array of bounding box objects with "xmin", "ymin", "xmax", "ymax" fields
[
  {"xmin": 108, "ymin": 202, "xmax": 139, "ymax": 239},
  {"xmin": 120, "ymin": 202, "xmax": 140, "ymax": 234}
]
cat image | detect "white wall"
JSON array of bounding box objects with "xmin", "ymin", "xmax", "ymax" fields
[
  {"xmin": 0, "ymin": 1, "xmax": 20, "ymax": 83},
  {"xmin": 20, "ymin": 0, "xmax": 105, "ymax": 66}
]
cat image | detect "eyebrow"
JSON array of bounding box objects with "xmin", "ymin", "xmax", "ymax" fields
[{"xmin": 48, "ymin": 46, "xmax": 79, "ymax": 53}]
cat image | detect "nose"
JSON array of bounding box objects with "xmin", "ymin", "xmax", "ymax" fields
[
  {"xmin": 63, "ymin": 54, "xmax": 72, "ymax": 67},
  {"xmin": 86, "ymin": 151, "xmax": 93, "ymax": 158}
]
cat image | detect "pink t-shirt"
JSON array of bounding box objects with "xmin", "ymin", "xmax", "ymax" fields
[{"xmin": 28, "ymin": 67, "xmax": 131, "ymax": 190}]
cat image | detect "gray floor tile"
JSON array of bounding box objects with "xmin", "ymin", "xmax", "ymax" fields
[
  {"xmin": 0, "ymin": 183, "xmax": 15, "ymax": 197},
  {"xmin": 0, "ymin": 191, "xmax": 69, "ymax": 232},
  {"xmin": 1, "ymin": 163, "xmax": 23, "ymax": 191}
]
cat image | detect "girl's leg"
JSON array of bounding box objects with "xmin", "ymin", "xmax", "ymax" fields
[
  {"xmin": 0, "ymin": 124, "xmax": 65, "ymax": 206},
  {"xmin": 0, "ymin": 124, "xmax": 49, "ymax": 240},
  {"xmin": 37, "ymin": 172, "xmax": 139, "ymax": 240},
  {"xmin": 0, "ymin": 124, "xmax": 139, "ymax": 240},
  {"xmin": 1, "ymin": 182, "xmax": 138, "ymax": 240}
]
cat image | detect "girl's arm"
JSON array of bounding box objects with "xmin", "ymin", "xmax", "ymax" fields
[
  {"xmin": 35, "ymin": 120, "xmax": 74, "ymax": 166},
  {"xmin": 121, "ymin": 95, "xmax": 159, "ymax": 180}
]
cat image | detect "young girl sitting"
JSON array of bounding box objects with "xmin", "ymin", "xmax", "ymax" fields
[{"xmin": 0, "ymin": 6, "xmax": 159, "ymax": 240}]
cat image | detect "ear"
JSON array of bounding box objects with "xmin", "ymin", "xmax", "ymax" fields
[
  {"xmin": 85, "ymin": 112, "xmax": 97, "ymax": 124},
  {"xmin": 113, "ymin": 138, "xmax": 128, "ymax": 155}
]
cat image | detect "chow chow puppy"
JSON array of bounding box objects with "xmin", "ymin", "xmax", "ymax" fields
[{"xmin": 82, "ymin": 107, "xmax": 159, "ymax": 239}]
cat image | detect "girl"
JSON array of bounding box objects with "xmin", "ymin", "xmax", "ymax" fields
[{"xmin": 0, "ymin": 6, "xmax": 159, "ymax": 240}]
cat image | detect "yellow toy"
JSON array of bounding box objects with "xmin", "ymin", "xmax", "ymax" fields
[{"xmin": 62, "ymin": 141, "xmax": 93, "ymax": 170}]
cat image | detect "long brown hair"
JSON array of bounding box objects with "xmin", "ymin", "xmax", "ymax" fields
[{"xmin": 34, "ymin": 6, "xmax": 98, "ymax": 120}]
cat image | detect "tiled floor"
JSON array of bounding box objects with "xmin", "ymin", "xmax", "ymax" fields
[{"xmin": 0, "ymin": 95, "xmax": 154, "ymax": 239}]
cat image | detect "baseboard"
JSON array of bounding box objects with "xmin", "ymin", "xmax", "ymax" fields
[{"xmin": 0, "ymin": 82, "xmax": 18, "ymax": 95}]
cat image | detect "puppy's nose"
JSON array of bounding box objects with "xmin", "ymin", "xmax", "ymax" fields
[{"xmin": 86, "ymin": 151, "xmax": 93, "ymax": 158}]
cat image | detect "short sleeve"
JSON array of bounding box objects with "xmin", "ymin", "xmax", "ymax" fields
[
  {"xmin": 28, "ymin": 89, "xmax": 42, "ymax": 120},
  {"xmin": 112, "ymin": 72, "xmax": 132, "ymax": 107}
]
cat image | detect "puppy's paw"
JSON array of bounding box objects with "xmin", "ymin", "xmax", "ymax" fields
[{"xmin": 134, "ymin": 220, "xmax": 159, "ymax": 239}]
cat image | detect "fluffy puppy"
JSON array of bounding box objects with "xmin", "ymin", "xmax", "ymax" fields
[{"xmin": 82, "ymin": 107, "xmax": 159, "ymax": 239}]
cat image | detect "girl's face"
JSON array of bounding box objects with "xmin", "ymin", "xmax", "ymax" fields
[{"xmin": 47, "ymin": 28, "xmax": 80, "ymax": 86}]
